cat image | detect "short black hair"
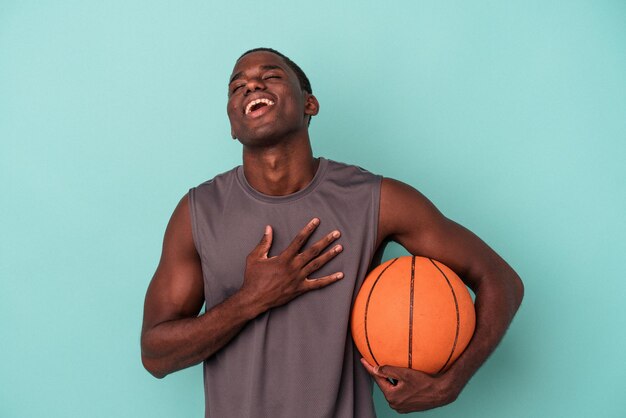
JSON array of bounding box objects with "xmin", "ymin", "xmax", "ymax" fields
[{"xmin": 238, "ymin": 47, "xmax": 313, "ymax": 94}]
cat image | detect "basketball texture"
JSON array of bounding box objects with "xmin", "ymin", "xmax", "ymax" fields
[{"xmin": 351, "ymin": 256, "xmax": 476, "ymax": 374}]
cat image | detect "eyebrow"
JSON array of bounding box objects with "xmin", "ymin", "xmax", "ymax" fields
[{"xmin": 229, "ymin": 64, "xmax": 284, "ymax": 84}]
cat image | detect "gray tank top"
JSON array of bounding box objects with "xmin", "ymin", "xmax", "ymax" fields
[{"xmin": 189, "ymin": 157, "xmax": 381, "ymax": 418}]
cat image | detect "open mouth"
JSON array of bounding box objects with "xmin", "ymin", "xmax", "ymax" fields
[{"xmin": 245, "ymin": 98, "xmax": 275, "ymax": 115}]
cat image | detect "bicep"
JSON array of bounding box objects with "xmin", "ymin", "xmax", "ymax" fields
[
  {"xmin": 378, "ymin": 178, "xmax": 510, "ymax": 290},
  {"xmin": 142, "ymin": 194, "xmax": 205, "ymax": 332}
]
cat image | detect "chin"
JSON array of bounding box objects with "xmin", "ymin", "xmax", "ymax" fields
[
  {"xmin": 237, "ymin": 131, "xmax": 283, "ymax": 148},
  {"xmin": 236, "ymin": 124, "xmax": 299, "ymax": 148}
]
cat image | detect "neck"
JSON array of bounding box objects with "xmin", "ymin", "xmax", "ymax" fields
[{"xmin": 242, "ymin": 135, "xmax": 318, "ymax": 196}]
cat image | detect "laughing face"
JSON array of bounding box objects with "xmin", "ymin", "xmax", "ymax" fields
[{"xmin": 227, "ymin": 51, "xmax": 319, "ymax": 147}]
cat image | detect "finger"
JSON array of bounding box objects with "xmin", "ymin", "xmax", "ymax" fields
[
  {"xmin": 299, "ymin": 229, "xmax": 341, "ymax": 262},
  {"xmin": 256, "ymin": 225, "xmax": 273, "ymax": 258},
  {"xmin": 379, "ymin": 364, "xmax": 428, "ymax": 382},
  {"xmin": 373, "ymin": 373, "xmax": 396, "ymax": 392},
  {"xmin": 360, "ymin": 358, "xmax": 379, "ymax": 376},
  {"xmin": 301, "ymin": 272, "xmax": 344, "ymax": 291},
  {"xmin": 301, "ymin": 244, "xmax": 343, "ymax": 277},
  {"xmin": 377, "ymin": 365, "xmax": 405, "ymax": 381},
  {"xmin": 361, "ymin": 359, "xmax": 400, "ymax": 388},
  {"xmin": 361, "ymin": 359, "xmax": 393, "ymax": 380},
  {"xmin": 283, "ymin": 218, "xmax": 320, "ymax": 256},
  {"xmin": 363, "ymin": 365, "xmax": 397, "ymax": 393}
]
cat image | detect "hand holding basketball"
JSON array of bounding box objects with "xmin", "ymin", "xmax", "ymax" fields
[
  {"xmin": 352, "ymin": 255, "xmax": 476, "ymax": 412},
  {"xmin": 360, "ymin": 358, "xmax": 461, "ymax": 413}
]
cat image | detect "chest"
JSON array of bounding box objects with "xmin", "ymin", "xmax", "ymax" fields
[{"xmin": 197, "ymin": 196, "xmax": 369, "ymax": 309}]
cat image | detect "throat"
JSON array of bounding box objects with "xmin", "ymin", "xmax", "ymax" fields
[{"xmin": 243, "ymin": 155, "xmax": 320, "ymax": 197}]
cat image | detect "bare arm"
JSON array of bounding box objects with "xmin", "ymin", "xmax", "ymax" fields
[
  {"xmin": 140, "ymin": 195, "xmax": 344, "ymax": 378},
  {"xmin": 363, "ymin": 178, "xmax": 524, "ymax": 413}
]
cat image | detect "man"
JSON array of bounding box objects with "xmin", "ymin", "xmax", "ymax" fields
[{"xmin": 141, "ymin": 48, "xmax": 523, "ymax": 417}]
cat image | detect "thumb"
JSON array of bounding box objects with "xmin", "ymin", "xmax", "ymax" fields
[
  {"xmin": 257, "ymin": 225, "xmax": 273, "ymax": 258},
  {"xmin": 360, "ymin": 358, "xmax": 394, "ymax": 380},
  {"xmin": 377, "ymin": 365, "xmax": 409, "ymax": 381}
]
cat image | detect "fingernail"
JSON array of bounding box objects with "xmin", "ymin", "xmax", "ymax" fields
[
  {"xmin": 265, "ymin": 225, "xmax": 271, "ymax": 234},
  {"xmin": 332, "ymin": 230, "xmax": 340, "ymax": 238},
  {"xmin": 335, "ymin": 245, "xmax": 343, "ymax": 252},
  {"xmin": 336, "ymin": 272, "xmax": 344, "ymax": 279},
  {"xmin": 311, "ymin": 218, "xmax": 320, "ymax": 225}
]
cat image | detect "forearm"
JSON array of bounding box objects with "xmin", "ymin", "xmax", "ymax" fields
[
  {"xmin": 444, "ymin": 268, "xmax": 524, "ymax": 389},
  {"xmin": 141, "ymin": 290, "xmax": 264, "ymax": 378}
]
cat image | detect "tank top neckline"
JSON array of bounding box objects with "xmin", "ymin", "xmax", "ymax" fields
[{"xmin": 236, "ymin": 157, "xmax": 329, "ymax": 204}]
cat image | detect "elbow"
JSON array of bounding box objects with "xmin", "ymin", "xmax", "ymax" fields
[
  {"xmin": 504, "ymin": 271, "xmax": 524, "ymax": 319},
  {"xmin": 141, "ymin": 354, "xmax": 168, "ymax": 379},
  {"xmin": 479, "ymin": 267, "xmax": 524, "ymax": 318},
  {"xmin": 512, "ymin": 273, "xmax": 524, "ymax": 309},
  {"xmin": 141, "ymin": 331, "xmax": 169, "ymax": 379}
]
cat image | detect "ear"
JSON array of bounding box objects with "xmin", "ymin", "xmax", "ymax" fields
[{"xmin": 304, "ymin": 94, "xmax": 320, "ymax": 117}]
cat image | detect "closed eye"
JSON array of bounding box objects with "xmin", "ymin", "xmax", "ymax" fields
[{"xmin": 230, "ymin": 84, "xmax": 244, "ymax": 94}]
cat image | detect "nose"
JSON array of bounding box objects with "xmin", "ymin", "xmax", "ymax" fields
[{"xmin": 244, "ymin": 77, "xmax": 266, "ymax": 95}]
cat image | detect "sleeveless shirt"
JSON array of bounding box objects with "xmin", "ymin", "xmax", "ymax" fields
[{"xmin": 188, "ymin": 158, "xmax": 381, "ymax": 418}]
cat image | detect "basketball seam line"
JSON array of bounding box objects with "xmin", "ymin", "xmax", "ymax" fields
[
  {"xmin": 364, "ymin": 257, "xmax": 399, "ymax": 367},
  {"xmin": 430, "ymin": 258, "xmax": 460, "ymax": 374}
]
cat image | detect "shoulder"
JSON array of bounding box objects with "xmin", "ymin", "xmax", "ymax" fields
[
  {"xmin": 155, "ymin": 192, "xmax": 198, "ymax": 266},
  {"xmin": 378, "ymin": 177, "xmax": 447, "ymax": 245},
  {"xmin": 192, "ymin": 166, "xmax": 240, "ymax": 193},
  {"xmin": 322, "ymin": 158, "xmax": 382, "ymax": 188},
  {"xmin": 380, "ymin": 177, "xmax": 440, "ymax": 214},
  {"xmin": 323, "ymin": 157, "xmax": 377, "ymax": 175},
  {"xmin": 189, "ymin": 166, "xmax": 240, "ymax": 211}
]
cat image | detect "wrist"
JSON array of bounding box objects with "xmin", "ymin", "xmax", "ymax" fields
[{"xmin": 233, "ymin": 286, "xmax": 268, "ymax": 320}]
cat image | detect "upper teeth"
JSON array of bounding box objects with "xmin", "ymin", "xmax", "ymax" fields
[{"xmin": 245, "ymin": 98, "xmax": 275, "ymax": 115}]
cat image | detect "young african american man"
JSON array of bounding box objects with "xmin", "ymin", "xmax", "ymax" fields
[{"xmin": 140, "ymin": 48, "xmax": 524, "ymax": 418}]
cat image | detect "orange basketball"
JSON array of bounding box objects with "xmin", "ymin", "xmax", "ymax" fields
[{"xmin": 351, "ymin": 256, "xmax": 475, "ymax": 374}]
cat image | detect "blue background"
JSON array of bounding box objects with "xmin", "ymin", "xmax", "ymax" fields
[{"xmin": 1, "ymin": 1, "xmax": 625, "ymax": 417}]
